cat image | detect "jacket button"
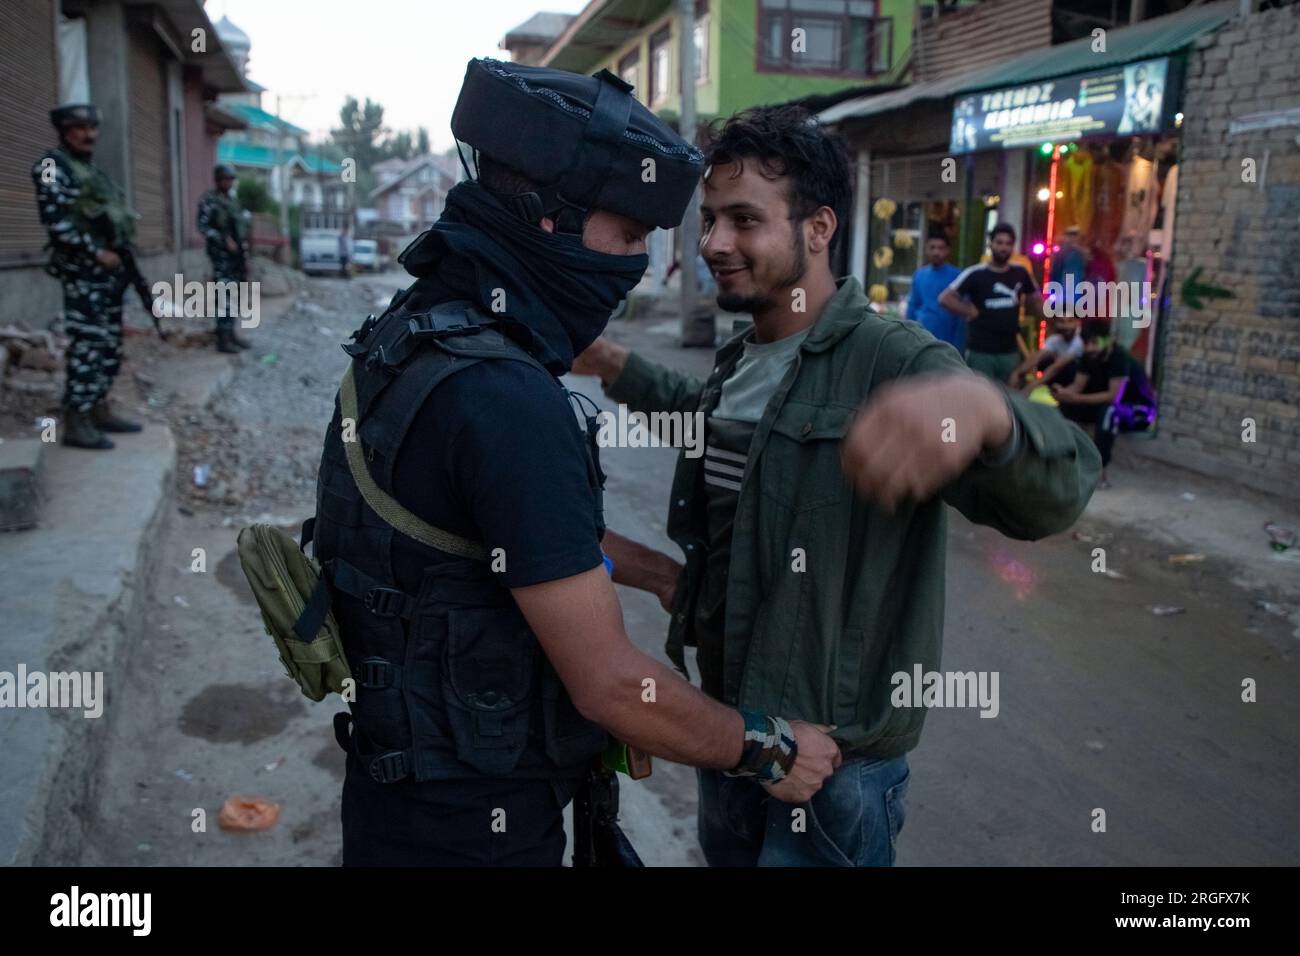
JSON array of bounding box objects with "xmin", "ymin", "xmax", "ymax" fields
[{"xmin": 800, "ymin": 422, "xmax": 813, "ymax": 436}]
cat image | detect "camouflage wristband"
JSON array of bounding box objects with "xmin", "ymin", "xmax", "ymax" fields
[{"xmin": 725, "ymin": 712, "xmax": 798, "ymax": 783}]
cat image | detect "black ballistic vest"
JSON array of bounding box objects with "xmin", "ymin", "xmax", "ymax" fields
[{"xmin": 313, "ymin": 289, "xmax": 608, "ymax": 783}]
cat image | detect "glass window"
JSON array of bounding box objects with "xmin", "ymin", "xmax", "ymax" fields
[
  {"xmin": 757, "ymin": 0, "xmax": 889, "ymax": 75},
  {"xmin": 694, "ymin": 15, "xmax": 709, "ymax": 82},
  {"xmin": 649, "ymin": 28, "xmax": 672, "ymax": 104},
  {"xmin": 801, "ymin": 20, "xmax": 840, "ymax": 70},
  {"xmin": 618, "ymin": 51, "xmax": 639, "ymax": 93}
]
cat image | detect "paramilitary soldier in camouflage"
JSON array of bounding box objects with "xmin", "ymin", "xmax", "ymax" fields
[
  {"xmin": 197, "ymin": 164, "xmax": 252, "ymax": 353},
  {"xmin": 311, "ymin": 60, "xmax": 841, "ymax": 866},
  {"xmin": 31, "ymin": 103, "xmax": 143, "ymax": 450}
]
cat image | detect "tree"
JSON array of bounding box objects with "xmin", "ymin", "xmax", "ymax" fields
[
  {"xmin": 237, "ymin": 176, "xmax": 279, "ymax": 215},
  {"xmin": 416, "ymin": 126, "xmax": 430, "ymax": 156},
  {"xmin": 383, "ymin": 130, "xmax": 415, "ymax": 162},
  {"xmin": 331, "ymin": 96, "xmax": 387, "ymax": 174}
]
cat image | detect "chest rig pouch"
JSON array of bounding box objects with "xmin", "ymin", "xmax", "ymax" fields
[{"xmin": 311, "ymin": 291, "xmax": 609, "ymax": 783}]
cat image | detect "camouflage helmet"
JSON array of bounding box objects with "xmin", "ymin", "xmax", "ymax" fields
[{"xmin": 214, "ymin": 164, "xmax": 238, "ymax": 181}]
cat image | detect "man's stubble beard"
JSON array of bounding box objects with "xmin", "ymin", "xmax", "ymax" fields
[{"xmin": 715, "ymin": 229, "xmax": 808, "ymax": 315}]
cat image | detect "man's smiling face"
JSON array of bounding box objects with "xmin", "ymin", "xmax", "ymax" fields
[{"xmin": 699, "ymin": 159, "xmax": 808, "ymax": 314}]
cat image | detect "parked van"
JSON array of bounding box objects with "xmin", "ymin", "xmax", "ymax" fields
[
  {"xmin": 351, "ymin": 239, "xmax": 382, "ymax": 272},
  {"xmin": 300, "ymin": 229, "xmax": 348, "ymax": 276}
]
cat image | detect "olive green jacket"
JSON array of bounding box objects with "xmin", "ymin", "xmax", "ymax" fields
[{"xmin": 606, "ymin": 277, "xmax": 1100, "ymax": 759}]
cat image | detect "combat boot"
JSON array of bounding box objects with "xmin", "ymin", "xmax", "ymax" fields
[
  {"xmin": 91, "ymin": 400, "xmax": 143, "ymax": 433},
  {"xmin": 62, "ymin": 409, "xmax": 114, "ymax": 450},
  {"xmin": 216, "ymin": 329, "xmax": 241, "ymax": 354}
]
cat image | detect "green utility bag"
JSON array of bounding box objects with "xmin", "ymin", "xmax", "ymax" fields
[
  {"xmin": 236, "ymin": 523, "xmax": 350, "ymax": 702},
  {"xmin": 238, "ymin": 365, "xmax": 488, "ymax": 702}
]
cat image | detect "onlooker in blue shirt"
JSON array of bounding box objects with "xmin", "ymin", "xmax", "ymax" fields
[{"xmin": 907, "ymin": 235, "xmax": 964, "ymax": 351}]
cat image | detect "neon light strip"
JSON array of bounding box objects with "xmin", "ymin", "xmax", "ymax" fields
[{"xmin": 1040, "ymin": 146, "xmax": 1061, "ymax": 349}]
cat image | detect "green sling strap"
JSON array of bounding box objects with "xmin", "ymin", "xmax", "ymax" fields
[{"xmin": 337, "ymin": 363, "xmax": 489, "ymax": 562}]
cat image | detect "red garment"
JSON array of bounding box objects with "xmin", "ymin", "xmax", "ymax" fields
[
  {"xmin": 1085, "ymin": 246, "xmax": 1117, "ymax": 321},
  {"xmin": 1090, "ymin": 157, "xmax": 1127, "ymax": 251}
]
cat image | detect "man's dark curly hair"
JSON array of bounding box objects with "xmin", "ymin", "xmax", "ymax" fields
[{"xmin": 702, "ymin": 105, "xmax": 853, "ymax": 251}]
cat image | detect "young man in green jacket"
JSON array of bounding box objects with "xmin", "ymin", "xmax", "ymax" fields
[{"xmin": 574, "ymin": 106, "xmax": 1101, "ymax": 867}]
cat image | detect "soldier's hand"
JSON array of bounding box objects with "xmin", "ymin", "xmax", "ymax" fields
[
  {"xmin": 762, "ymin": 720, "xmax": 842, "ymax": 803},
  {"xmin": 95, "ymin": 249, "xmax": 121, "ymax": 270},
  {"xmin": 226, "ymin": 237, "xmax": 239, "ymax": 253}
]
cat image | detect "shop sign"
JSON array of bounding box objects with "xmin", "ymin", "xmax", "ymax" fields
[{"xmin": 950, "ymin": 57, "xmax": 1175, "ymax": 154}]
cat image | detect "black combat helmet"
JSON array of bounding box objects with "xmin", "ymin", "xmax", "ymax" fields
[
  {"xmin": 50, "ymin": 104, "xmax": 100, "ymax": 129},
  {"xmin": 450, "ymin": 58, "xmax": 703, "ymax": 233},
  {"xmin": 214, "ymin": 164, "xmax": 237, "ymax": 181}
]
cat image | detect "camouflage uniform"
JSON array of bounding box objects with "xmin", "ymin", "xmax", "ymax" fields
[
  {"xmin": 31, "ymin": 146, "xmax": 132, "ymax": 413},
  {"xmin": 196, "ymin": 188, "xmax": 247, "ymax": 335}
]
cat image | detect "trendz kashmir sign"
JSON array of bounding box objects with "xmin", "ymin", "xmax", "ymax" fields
[{"xmin": 950, "ymin": 57, "xmax": 1175, "ymax": 154}]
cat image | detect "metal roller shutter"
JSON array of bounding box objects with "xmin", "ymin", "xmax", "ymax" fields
[
  {"xmin": 129, "ymin": 24, "xmax": 172, "ymax": 253},
  {"xmin": 0, "ymin": 0, "xmax": 58, "ymax": 265}
]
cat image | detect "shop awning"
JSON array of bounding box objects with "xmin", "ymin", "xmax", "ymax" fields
[{"xmin": 820, "ymin": 0, "xmax": 1234, "ymax": 126}]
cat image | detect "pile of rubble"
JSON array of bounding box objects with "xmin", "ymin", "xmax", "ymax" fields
[{"xmin": 0, "ymin": 323, "xmax": 64, "ymax": 398}]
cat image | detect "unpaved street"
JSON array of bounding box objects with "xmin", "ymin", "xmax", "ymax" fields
[{"xmin": 83, "ymin": 276, "xmax": 1299, "ymax": 867}]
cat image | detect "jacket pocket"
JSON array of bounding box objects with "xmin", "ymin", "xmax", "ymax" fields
[
  {"xmin": 833, "ymin": 627, "xmax": 865, "ymax": 726},
  {"xmin": 441, "ymin": 605, "xmax": 536, "ymax": 775},
  {"xmin": 762, "ymin": 401, "xmax": 854, "ymax": 513}
]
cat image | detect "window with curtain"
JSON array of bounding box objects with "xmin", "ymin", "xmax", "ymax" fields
[
  {"xmin": 758, "ymin": 0, "xmax": 891, "ymax": 76},
  {"xmin": 649, "ymin": 27, "xmax": 672, "ymax": 105},
  {"xmin": 618, "ymin": 50, "xmax": 640, "ymax": 94}
]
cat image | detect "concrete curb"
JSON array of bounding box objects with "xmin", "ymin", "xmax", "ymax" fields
[{"xmin": 0, "ymin": 346, "xmax": 241, "ymax": 865}]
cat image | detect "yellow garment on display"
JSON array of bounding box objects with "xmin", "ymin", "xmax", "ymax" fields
[{"xmin": 1055, "ymin": 150, "xmax": 1094, "ymax": 237}]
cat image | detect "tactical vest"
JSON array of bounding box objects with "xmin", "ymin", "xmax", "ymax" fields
[
  {"xmin": 312, "ymin": 290, "xmax": 609, "ymax": 784},
  {"xmin": 201, "ymin": 190, "xmax": 244, "ymax": 245},
  {"xmin": 58, "ymin": 148, "xmax": 136, "ymax": 247}
]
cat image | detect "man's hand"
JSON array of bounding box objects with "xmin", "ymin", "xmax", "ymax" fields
[
  {"xmin": 226, "ymin": 237, "xmax": 239, "ymax": 253},
  {"xmin": 841, "ymin": 372, "xmax": 1014, "ymax": 510},
  {"xmin": 571, "ymin": 335, "xmax": 629, "ymax": 384},
  {"xmin": 762, "ymin": 721, "xmax": 843, "ymax": 803},
  {"xmin": 95, "ymin": 249, "xmax": 121, "ymax": 270}
]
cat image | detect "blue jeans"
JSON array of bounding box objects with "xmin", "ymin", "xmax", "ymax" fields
[{"xmin": 697, "ymin": 755, "xmax": 910, "ymax": 867}]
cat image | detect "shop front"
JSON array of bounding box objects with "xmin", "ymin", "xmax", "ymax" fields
[{"xmin": 950, "ymin": 55, "xmax": 1187, "ymax": 375}]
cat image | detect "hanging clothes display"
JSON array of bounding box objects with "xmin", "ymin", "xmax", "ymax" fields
[
  {"xmin": 1157, "ymin": 164, "xmax": 1178, "ymax": 260},
  {"xmin": 1055, "ymin": 148, "xmax": 1094, "ymax": 238},
  {"xmin": 1090, "ymin": 153, "xmax": 1128, "ymax": 251},
  {"xmin": 1121, "ymin": 154, "xmax": 1159, "ymax": 250}
]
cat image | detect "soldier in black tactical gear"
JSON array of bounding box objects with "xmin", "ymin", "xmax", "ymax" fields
[
  {"xmin": 197, "ymin": 163, "xmax": 252, "ymax": 353},
  {"xmin": 32, "ymin": 103, "xmax": 144, "ymax": 450},
  {"xmin": 310, "ymin": 59, "xmax": 842, "ymax": 866}
]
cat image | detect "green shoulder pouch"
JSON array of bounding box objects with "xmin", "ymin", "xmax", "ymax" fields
[
  {"xmin": 236, "ymin": 523, "xmax": 350, "ymax": 702},
  {"xmin": 237, "ymin": 364, "xmax": 488, "ymax": 702}
]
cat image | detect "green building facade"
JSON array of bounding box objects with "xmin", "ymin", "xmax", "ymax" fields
[{"xmin": 543, "ymin": 0, "xmax": 922, "ymax": 123}]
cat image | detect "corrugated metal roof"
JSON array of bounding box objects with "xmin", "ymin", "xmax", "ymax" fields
[
  {"xmin": 216, "ymin": 141, "xmax": 341, "ymax": 174},
  {"xmin": 228, "ymin": 102, "xmax": 308, "ymax": 137},
  {"xmin": 820, "ymin": 1, "xmax": 1234, "ymax": 126}
]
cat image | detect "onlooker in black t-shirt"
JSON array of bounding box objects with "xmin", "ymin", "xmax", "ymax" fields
[
  {"xmin": 939, "ymin": 222, "xmax": 1043, "ymax": 385},
  {"xmin": 1052, "ymin": 319, "xmax": 1129, "ymax": 486}
]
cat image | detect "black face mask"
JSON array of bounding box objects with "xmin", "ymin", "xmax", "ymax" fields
[{"xmin": 400, "ymin": 181, "xmax": 647, "ymax": 374}]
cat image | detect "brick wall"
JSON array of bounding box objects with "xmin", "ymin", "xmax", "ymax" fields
[{"xmin": 1151, "ymin": 3, "xmax": 1300, "ymax": 498}]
